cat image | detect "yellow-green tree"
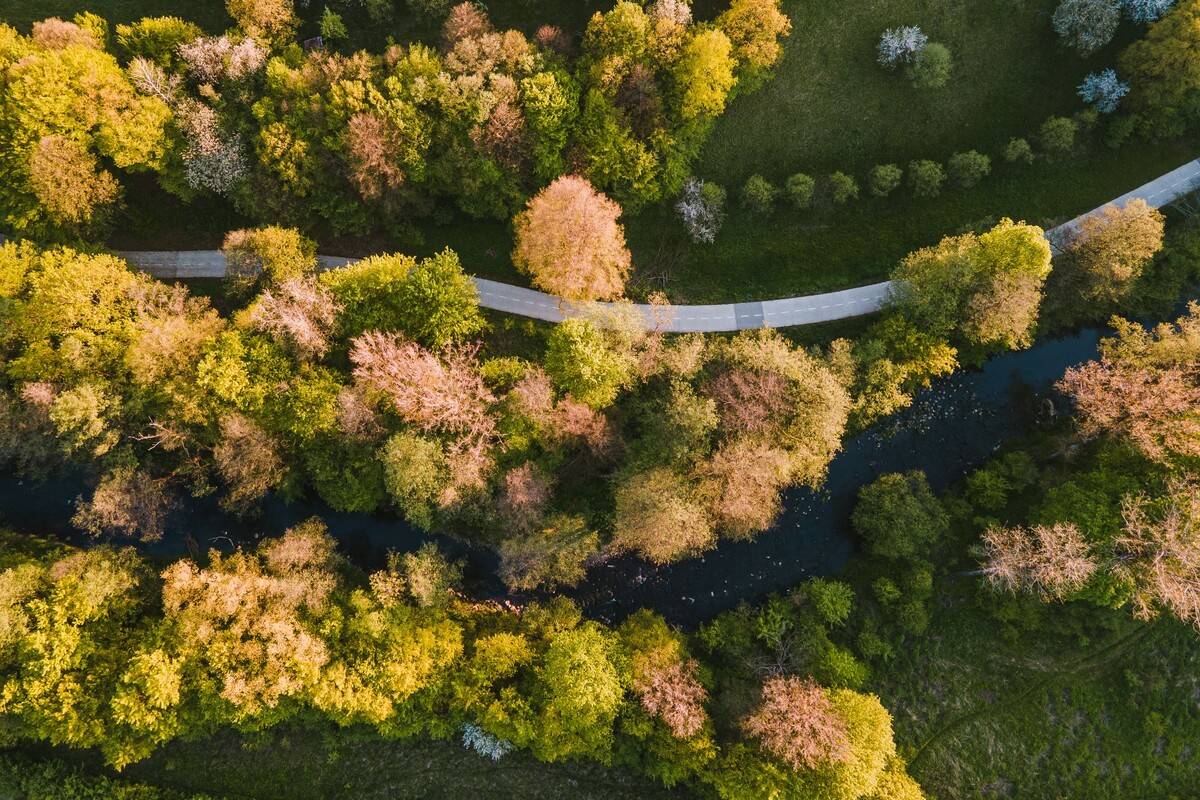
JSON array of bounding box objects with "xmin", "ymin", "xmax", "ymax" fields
[{"xmin": 0, "ymin": 20, "xmax": 170, "ymax": 239}]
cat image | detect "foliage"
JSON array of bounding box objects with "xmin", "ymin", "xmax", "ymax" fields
[
  {"xmin": 676, "ymin": 178, "xmax": 726, "ymax": 244},
  {"xmin": 877, "ymin": 26, "xmax": 926, "ymax": 69},
  {"xmin": 784, "ymin": 173, "xmax": 816, "ymax": 208},
  {"xmin": 1052, "ymin": 198, "xmax": 1166, "ymax": 309},
  {"xmin": 866, "ymin": 164, "xmax": 902, "ymax": 198},
  {"xmin": 905, "ymin": 42, "xmax": 952, "ymax": 91},
  {"xmin": 852, "ymin": 471, "xmax": 949, "ymax": 561},
  {"xmin": 221, "ymin": 226, "xmax": 316, "ymax": 290},
  {"xmin": 1000, "ymin": 138, "xmax": 1032, "ymax": 166},
  {"xmin": 318, "ymin": 8, "xmax": 348, "ymax": 42},
  {"xmin": 740, "ymin": 174, "xmax": 777, "ymax": 214},
  {"xmin": 828, "ymin": 172, "xmax": 859, "ymax": 205},
  {"xmin": 905, "ymin": 159, "xmax": 945, "ymax": 199},
  {"xmin": 513, "ymin": 176, "xmax": 631, "ymax": 302},
  {"xmin": 674, "ymin": 29, "xmax": 738, "ymax": 120},
  {"xmin": 0, "ymin": 21, "xmax": 170, "ymax": 240},
  {"xmin": 1119, "ymin": 0, "xmax": 1200, "ymax": 127},
  {"xmin": 715, "ymin": 0, "xmax": 792, "ymax": 85},
  {"xmin": 1122, "ymin": 0, "xmax": 1178, "ymax": 20},
  {"xmin": 946, "ymin": 150, "xmax": 991, "ymax": 188},
  {"xmin": 321, "ymin": 250, "xmax": 485, "ymax": 348},
  {"xmin": 1040, "ymin": 115, "xmax": 1078, "ymax": 155},
  {"xmin": 1078, "ymin": 68, "xmax": 1130, "ymax": 113},
  {"xmin": 1053, "ymin": 0, "xmax": 1121, "ymax": 56},
  {"xmin": 888, "ymin": 218, "xmax": 1052, "ymax": 360}
]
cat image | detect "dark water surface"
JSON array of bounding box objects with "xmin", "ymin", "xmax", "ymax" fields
[{"xmin": 0, "ymin": 327, "xmax": 1106, "ymax": 627}]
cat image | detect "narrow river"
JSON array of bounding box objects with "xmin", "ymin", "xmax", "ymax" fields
[{"xmin": 0, "ymin": 325, "xmax": 1108, "ymax": 626}]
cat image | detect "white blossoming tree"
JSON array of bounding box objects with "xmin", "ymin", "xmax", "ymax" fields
[
  {"xmin": 877, "ymin": 26, "xmax": 927, "ymax": 68},
  {"xmin": 460, "ymin": 723, "xmax": 513, "ymax": 760},
  {"xmin": 1078, "ymin": 69, "xmax": 1130, "ymax": 113},
  {"xmin": 675, "ymin": 177, "xmax": 726, "ymax": 244},
  {"xmin": 1122, "ymin": 0, "xmax": 1175, "ymax": 22},
  {"xmin": 1053, "ymin": 0, "xmax": 1121, "ymax": 56}
]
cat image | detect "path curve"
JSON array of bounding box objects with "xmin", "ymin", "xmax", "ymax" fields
[{"xmin": 118, "ymin": 158, "xmax": 1200, "ymax": 332}]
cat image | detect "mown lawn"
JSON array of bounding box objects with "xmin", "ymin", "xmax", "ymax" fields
[{"xmin": 692, "ymin": 0, "xmax": 1130, "ymax": 183}]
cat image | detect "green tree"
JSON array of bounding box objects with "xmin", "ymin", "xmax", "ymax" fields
[
  {"xmin": 114, "ymin": 17, "xmax": 202, "ymax": 67},
  {"xmin": 828, "ymin": 172, "xmax": 859, "ymax": 204},
  {"xmin": 521, "ymin": 70, "xmax": 579, "ymax": 180},
  {"xmin": 1039, "ymin": 116, "xmax": 1078, "ymax": 156},
  {"xmin": 1003, "ymin": 137, "xmax": 1034, "ymax": 164},
  {"xmin": 785, "ymin": 173, "xmax": 815, "ymax": 208},
  {"xmin": 888, "ymin": 218, "xmax": 1053, "ymax": 358},
  {"xmin": 319, "ymin": 8, "xmax": 348, "ymax": 42},
  {"xmin": 1120, "ymin": 0, "xmax": 1200, "ymax": 128},
  {"xmin": 947, "ymin": 150, "xmax": 991, "ymax": 188},
  {"xmin": 532, "ymin": 624, "xmax": 627, "ymax": 761},
  {"xmin": 906, "ymin": 160, "xmax": 945, "ymax": 198},
  {"xmin": 222, "ymin": 226, "xmax": 317, "ymax": 290},
  {"xmin": 867, "ymin": 164, "xmax": 902, "ymax": 198},
  {"xmin": 852, "ymin": 471, "xmax": 949, "ymax": 561},
  {"xmin": 741, "ymin": 174, "xmax": 777, "ymax": 214},
  {"xmin": 906, "ymin": 42, "xmax": 952, "ymax": 90},
  {"xmin": 0, "ymin": 547, "xmax": 149, "ymax": 758},
  {"xmin": 0, "ymin": 27, "xmax": 170, "ymax": 239},
  {"xmin": 544, "ymin": 318, "xmax": 636, "ymax": 409},
  {"xmin": 379, "ymin": 432, "xmax": 450, "ymax": 530},
  {"xmin": 321, "ymin": 250, "xmax": 484, "ymax": 346}
]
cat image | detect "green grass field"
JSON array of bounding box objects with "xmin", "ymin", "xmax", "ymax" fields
[
  {"xmin": 692, "ymin": 0, "xmax": 1126, "ymax": 183},
  {"xmin": 0, "ymin": 0, "xmax": 230, "ymax": 33}
]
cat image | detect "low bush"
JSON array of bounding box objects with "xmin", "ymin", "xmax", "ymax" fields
[
  {"xmin": 1040, "ymin": 115, "xmax": 1079, "ymax": 156},
  {"xmin": 947, "ymin": 150, "xmax": 992, "ymax": 188},
  {"xmin": 907, "ymin": 159, "xmax": 947, "ymax": 198},
  {"xmin": 1003, "ymin": 137, "xmax": 1035, "ymax": 164},
  {"xmin": 785, "ymin": 172, "xmax": 816, "ymax": 208},
  {"xmin": 868, "ymin": 164, "xmax": 903, "ymax": 198},
  {"xmin": 907, "ymin": 42, "xmax": 952, "ymax": 90},
  {"xmin": 828, "ymin": 171, "xmax": 860, "ymax": 204},
  {"xmin": 741, "ymin": 174, "xmax": 779, "ymax": 214}
]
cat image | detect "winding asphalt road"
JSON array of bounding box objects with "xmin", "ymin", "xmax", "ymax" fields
[{"xmin": 119, "ymin": 157, "xmax": 1200, "ymax": 332}]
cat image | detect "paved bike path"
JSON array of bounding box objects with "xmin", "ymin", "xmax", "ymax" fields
[{"xmin": 117, "ymin": 157, "xmax": 1200, "ymax": 332}]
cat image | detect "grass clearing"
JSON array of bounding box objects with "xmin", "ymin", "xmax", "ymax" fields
[
  {"xmin": 873, "ymin": 583, "xmax": 1200, "ymax": 799},
  {"xmin": 692, "ymin": 0, "xmax": 1130, "ymax": 183}
]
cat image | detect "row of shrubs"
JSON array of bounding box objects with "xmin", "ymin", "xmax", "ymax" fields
[{"xmin": 728, "ymin": 108, "xmax": 1127, "ymax": 216}]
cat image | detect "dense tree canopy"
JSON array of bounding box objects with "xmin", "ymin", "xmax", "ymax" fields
[
  {"xmin": 0, "ymin": 19, "xmax": 170, "ymax": 239},
  {"xmin": 0, "ymin": 242, "xmax": 856, "ymax": 581},
  {"xmin": 0, "ymin": 526, "xmax": 916, "ymax": 798},
  {"xmin": 887, "ymin": 218, "xmax": 1053, "ymax": 361},
  {"xmin": 0, "ymin": 0, "xmax": 790, "ymax": 236}
]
